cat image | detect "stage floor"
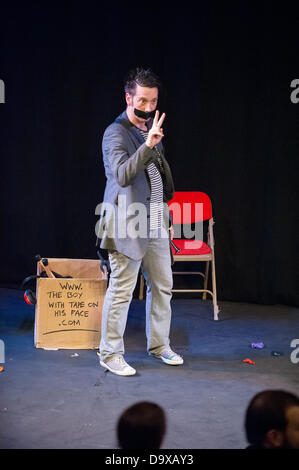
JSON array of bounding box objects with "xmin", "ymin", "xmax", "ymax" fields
[{"xmin": 0, "ymin": 287, "xmax": 298, "ymax": 449}]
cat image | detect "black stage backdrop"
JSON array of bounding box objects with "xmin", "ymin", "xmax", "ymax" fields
[{"xmin": 0, "ymin": 3, "xmax": 298, "ymax": 306}]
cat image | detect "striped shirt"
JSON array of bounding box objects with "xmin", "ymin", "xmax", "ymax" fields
[{"xmin": 139, "ymin": 129, "xmax": 164, "ymax": 230}]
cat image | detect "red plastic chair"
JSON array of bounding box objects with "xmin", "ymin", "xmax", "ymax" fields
[{"xmin": 168, "ymin": 191, "xmax": 219, "ymax": 320}]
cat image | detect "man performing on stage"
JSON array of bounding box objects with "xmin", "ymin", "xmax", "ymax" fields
[{"xmin": 97, "ymin": 67, "xmax": 183, "ymax": 376}]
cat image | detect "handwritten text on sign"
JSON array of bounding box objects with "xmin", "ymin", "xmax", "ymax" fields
[{"xmin": 46, "ymin": 282, "xmax": 99, "ymax": 328}]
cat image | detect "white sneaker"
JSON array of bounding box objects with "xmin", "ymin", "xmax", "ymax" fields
[
  {"xmin": 99, "ymin": 353, "xmax": 136, "ymax": 376},
  {"xmin": 150, "ymin": 347, "xmax": 184, "ymax": 366}
]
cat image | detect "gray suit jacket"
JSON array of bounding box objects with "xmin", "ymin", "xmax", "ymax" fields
[{"xmin": 97, "ymin": 110, "xmax": 175, "ymax": 260}]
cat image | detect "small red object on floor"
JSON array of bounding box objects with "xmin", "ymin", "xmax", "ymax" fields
[{"xmin": 243, "ymin": 358, "xmax": 255, "ymax": 365}]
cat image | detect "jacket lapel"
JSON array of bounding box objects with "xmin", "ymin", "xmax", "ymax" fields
[
  {"xmin": 115, "ymin": 110, "xmax": 145, "ymax": 147},
  {"xmin": 129, "ymin": 125, "xmax": 146, "ymax": 147}
]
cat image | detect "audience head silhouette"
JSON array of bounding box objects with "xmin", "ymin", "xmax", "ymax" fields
[
  {"xmin": 245, "ymin": 390, "xmax": 299, "ymax": 449},
  {"xmin": 117, "ymin": 401, "xmax": 166, "ymax": 449}
]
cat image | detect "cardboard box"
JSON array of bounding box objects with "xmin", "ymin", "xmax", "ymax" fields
[{"xmin": 34, "ymin": 258, "xmax": 107, "ymax": 349}]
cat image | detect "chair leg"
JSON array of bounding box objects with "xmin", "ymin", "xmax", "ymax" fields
[
  {"xmin": 139, "ymin": 273, "xmax": 144, "ymax": 300},
  {"xmin": 202, "ymin": 261, "xmax": 210, "ymax": 300},
  {"xmin": 211, "ymin": 253, "xmax": 219, "ymax": 320},
  {"xmin": 208, "ymin": 217, "xmax": 219, "ymax": 320}
]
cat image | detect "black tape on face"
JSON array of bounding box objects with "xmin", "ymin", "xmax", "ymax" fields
[{"xmin": 134, "ymin": 108, "xmax": 156, "ymax": 120}]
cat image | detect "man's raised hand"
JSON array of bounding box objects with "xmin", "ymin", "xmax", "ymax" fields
[{"xmin": 146, "ymin": 110, "xmax": 166, "ymax": 149}]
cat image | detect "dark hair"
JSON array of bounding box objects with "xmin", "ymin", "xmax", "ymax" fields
[
  {"xmin": 124, "ymin": 67, "xmax": 162, "ymax": 95},
  {"xmin": 245, "ymin": 390, "xmax": 299, "ymax": 447},
  {"xmin": 117, "ymin": 401, "xmax": 166, "ymax": 449}
]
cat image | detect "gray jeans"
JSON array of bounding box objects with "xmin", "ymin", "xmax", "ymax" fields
[{"xmin": 99, "ymin": 226, "xmax": 173, "ymax": 361}]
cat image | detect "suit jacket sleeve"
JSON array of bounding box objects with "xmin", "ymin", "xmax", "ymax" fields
[{"xmin": 103, "ymin": 123, "xmax": 157, "ymax": 188}]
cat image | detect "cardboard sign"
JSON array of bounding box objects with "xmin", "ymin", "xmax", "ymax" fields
[{"xmin": 34, "ymin": 259, "xmax": 107, "ymax": 349}]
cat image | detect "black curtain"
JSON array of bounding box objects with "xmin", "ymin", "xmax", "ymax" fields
[{"xmin": 1, "ymin": 3, "xmax": 298, "ymax": 306}]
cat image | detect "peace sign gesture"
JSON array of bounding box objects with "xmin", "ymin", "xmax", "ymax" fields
[{"xmin": 146, "ymin": 110, "xmax": 166, "ymax": 149}]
